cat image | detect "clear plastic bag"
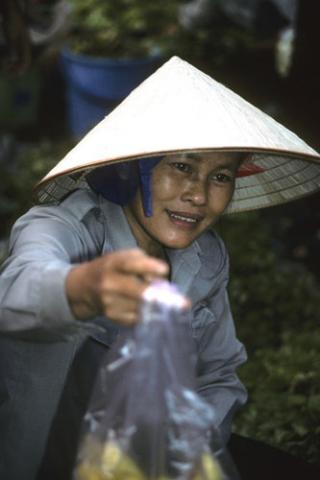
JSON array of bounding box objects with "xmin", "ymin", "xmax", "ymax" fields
[{"xmin": 73, "ymin": 281, "xmax": 235, "ymax": 480}]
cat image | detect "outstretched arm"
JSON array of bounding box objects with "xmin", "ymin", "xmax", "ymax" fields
[{"xmin": 0, "ymin": 196, "xmax": 168, "ymax": 336}]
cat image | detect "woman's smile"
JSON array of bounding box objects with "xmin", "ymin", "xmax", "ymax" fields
[{"xmin": 166, "ymin": 209, "xmax": 204, "ymax": 228}]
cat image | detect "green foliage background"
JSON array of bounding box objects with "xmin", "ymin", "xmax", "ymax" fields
[
  {"xmin": 0, "ymin": 140, "xmax": 72, "ymax": 240},
  {"xmin": 67, "ymin": 0, "xmax": 180, "ymax": 57},
  {"xmin": 217, "ymin": 213, "xmax": 320, "ymax": 464}
]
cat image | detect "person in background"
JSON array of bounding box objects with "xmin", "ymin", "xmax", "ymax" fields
[{"xmin": 0, "ymin": 0, "xmax": 70, "ymax": 74}]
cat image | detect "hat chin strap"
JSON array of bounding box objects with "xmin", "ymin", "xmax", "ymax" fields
[{"xmin": 138, "ymin": 157, "xmax": 163, "ymax": 217}]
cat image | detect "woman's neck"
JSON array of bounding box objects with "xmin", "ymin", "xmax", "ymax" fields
[{"xmin": 123, "ymin": 205, "xmax": 165, "ymax": 259}]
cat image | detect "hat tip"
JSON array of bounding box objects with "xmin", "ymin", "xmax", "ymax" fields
[{"xmin": 166, "ymin": 55, "xmax": 185, "ymax": 66}]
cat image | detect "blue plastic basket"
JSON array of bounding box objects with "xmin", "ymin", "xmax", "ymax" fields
[{"xmin": 60, "ymin": 48, "xmax": 161, "ymax": 138}]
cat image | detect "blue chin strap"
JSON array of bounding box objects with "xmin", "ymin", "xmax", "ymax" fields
[
  {"xmin": 86, "ymin": 156, "xmax": 162, "ymax": 217},
  {"xmin": 138, "ymin": 157, "xmax": 162, "ymax": 216}
]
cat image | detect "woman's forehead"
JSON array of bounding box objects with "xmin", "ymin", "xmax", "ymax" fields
[{"xmin": 163, "ymin": 151, "xmax": 244, "ymax": 168}]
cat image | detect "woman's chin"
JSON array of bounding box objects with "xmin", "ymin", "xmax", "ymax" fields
[{"xmin": 160, "ymin": 235, "xmax": 196, "ymax": 250}]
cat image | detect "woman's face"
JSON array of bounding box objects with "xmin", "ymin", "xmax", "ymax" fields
[{"xmin": 124, "ymin": 152, "xmax": 241, "ymax": 255}]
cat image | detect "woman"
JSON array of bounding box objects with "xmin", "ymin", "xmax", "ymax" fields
[{"xmin": 0, "ymin": 57, "xmax": 319, "ymax": 480}]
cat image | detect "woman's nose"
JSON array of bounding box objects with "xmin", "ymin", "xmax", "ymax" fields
[{"xmin": 182, "ymin": 179, "xmax": 207, "ymax": 205}]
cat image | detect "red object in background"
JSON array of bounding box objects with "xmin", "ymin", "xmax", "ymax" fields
[{"xmin": 236, "ymin": 164, "xmax": 266, "ymax": 177}]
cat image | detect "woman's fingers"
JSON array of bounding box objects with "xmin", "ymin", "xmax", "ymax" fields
[
  {"xmin": 101, "ymin": 292, "xmax": 140, "ymax": 325},
  {"xmin": 99, "ymin": 270, "xmax": 147, "ymax": 301},
  {"xmin": 105, "ymin": 249, "xmax": 169, "ymax": 279},
  {"xmin": 66, "ymin": 249, "xmax": 170, "ymax": 324},
  {"xmin": 96, "ymin": 250, "xmax": 169, "ymax": 324}
]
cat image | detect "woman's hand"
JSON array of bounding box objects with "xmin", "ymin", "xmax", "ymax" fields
[{"xmin": 66, "ymin": 249, "xmax": 169, "ymax": 325}]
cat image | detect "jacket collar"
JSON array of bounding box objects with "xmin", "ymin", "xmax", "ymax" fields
[
  {"xmin": 100, "ymin": 197, "xmax": 138, "ymax": 252},
  {"xmin": 166, "ymin": 243, "xmax": 201, "ymax": 295}
]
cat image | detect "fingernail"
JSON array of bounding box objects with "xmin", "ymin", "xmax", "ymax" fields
[{"xmin": 157, "ymin": 263, "xmax": 168, "ymax": 273}]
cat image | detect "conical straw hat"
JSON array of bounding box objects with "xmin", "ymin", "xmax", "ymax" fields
[{"xmin": 35, "ymin": 56, "xmax": 320, "ymax": 213}]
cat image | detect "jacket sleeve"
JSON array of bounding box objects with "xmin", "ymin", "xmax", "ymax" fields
[
  {"xmin": 0, "ymin": 191, "xmax": 103, "ymax": 338},
  {"xmin": 192, "ymin": 236, "xmax": 247, "ymax": 445}
]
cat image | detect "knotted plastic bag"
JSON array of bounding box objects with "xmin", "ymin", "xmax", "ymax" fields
[{"xmin": 73, "ymin": 281, "xmax": 232, "ymax": 480}]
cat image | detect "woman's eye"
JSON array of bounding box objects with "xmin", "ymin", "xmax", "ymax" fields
[
  {"xmin": 171, "ymin": 162, "xmax": 192, "ymax": 173},
  {"xmin": 212, "ymin": 173, "xmax": 233, "ymax": 183}
]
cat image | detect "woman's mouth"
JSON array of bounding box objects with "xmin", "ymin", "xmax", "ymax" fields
[{"xmin": 166, "ymin": 210, "xmax": 204, "ymax": 227}]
